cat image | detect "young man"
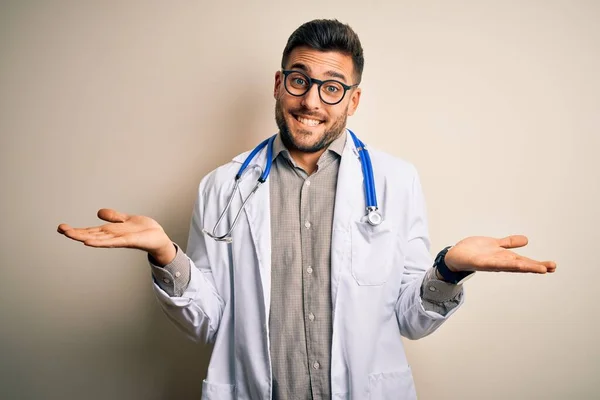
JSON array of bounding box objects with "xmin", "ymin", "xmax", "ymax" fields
[{"xmin": 58, "ymin": 19, "xmax": 556, "ymax": 400}]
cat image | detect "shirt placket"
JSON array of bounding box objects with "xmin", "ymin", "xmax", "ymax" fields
[{"xmin": 300, "ymin": 172, "xmax": 322, "ymax": 399}]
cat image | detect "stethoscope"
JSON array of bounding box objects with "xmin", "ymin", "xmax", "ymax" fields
[{"xmin": 202, "ymin": 129, "xmax": 381, "ymax": 243}]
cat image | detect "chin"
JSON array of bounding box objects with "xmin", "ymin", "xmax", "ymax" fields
[
  {"xmin": 285, "ymin": 119, "xmax": 327, "ymax": 150},
  {"xmin": 291, "ymin": 135, "xmax": 321, "ymax": 151},
  {"xmin": 274, "ymin": 100, "xmax": 341, "ymax": 153}
]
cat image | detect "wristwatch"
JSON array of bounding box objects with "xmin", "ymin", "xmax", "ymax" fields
[{"xmin": 434, "ymin": 246, "xmax": 475, "ymax": 285}]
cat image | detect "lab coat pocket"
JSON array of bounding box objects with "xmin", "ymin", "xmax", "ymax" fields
[
  {"xmin": 351, "ymin": 220, "xmax": 395, "ymax": 286},
  {"xmin": 201, "ymin": 380, "xmax": 236, "ymax": 400},
  {"xmin": 368, "ymin": 369, "xmax": 417, "ymax": 400}
]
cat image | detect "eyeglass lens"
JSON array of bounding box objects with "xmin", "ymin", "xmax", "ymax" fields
[{"xmin": 285, "ymin": 71, "xmax": 346, "ymax": 104}]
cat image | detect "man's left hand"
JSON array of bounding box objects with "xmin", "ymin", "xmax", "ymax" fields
[{"xmin": 445, "ymin": 235, "xmax": 557, "ymax": 274}]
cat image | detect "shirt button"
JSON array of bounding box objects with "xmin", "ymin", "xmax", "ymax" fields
[
  {"xmin": 307, "ymin": 266, "xmax": 313, "ymax": 274},
  {"xmin": 428, "ymin": 286, "xmax": 437, "ymax": 292},
  {"xmin": 174, "ymin": 271, "xmax": 181, "ymax": 278},
  {"xmin": 163, "ymin": 278, "xmax": 171, "ymax": 284},
  {"xmin": 308, "ymin": 313, "xmax": 315, "ymax": 321},
  {"xmin": 313, "ymin": 361, "xmax": 320, "ymax": 370},
  {"xmin": 305, "ymin": 221, "xmax": 311, "ymax": 229},
  {"xmin": 305, "ymin": 180, "xmax": 311, "ymax": 186}
]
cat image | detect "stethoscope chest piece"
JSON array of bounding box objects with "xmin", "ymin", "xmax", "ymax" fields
[{"xmin": 366, "ymin": 207, "xmax": 383, "ymax": 226}]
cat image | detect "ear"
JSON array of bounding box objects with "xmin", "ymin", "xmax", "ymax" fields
[
  {"xmin": 274, "ymin": 71, "xmax": 283, "ymax": 99},
  {"xmin": 346, "ymin": 87, "xmax": 361, "ymax": 116}
]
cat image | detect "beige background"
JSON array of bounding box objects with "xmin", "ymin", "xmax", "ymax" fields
[{"xmin": 1, "ymin": 1, "xmax": 598, "ymax": 399}]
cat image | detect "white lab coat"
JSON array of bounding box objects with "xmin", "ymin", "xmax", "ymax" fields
[{"xmin": 153, "ymin": 130, "xmax": 463, "ymax": 399}]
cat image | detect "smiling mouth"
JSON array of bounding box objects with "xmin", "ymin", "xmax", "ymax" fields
[{"xmin": 294, "ymin": 114, "xmax": 324, "ymax": 127}]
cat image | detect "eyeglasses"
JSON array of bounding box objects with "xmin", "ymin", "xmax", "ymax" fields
[{"xmin": 282, "ymin": 70, "xmax": 359, "ymax": 105}]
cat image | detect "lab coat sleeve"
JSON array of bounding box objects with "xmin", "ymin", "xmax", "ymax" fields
[
  {"xmin": 394, "ymin": 167, "xmax": 464, "ymax": 340},
  {"xmin": 420, "ymin": 267, "xmax": 463, "ymax": 315},
  {"xmin": 152, "ymin": 178, "xmax": 226, "ymax": 344}
]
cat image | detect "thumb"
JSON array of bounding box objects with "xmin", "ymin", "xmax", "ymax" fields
[
  {"xmin": 498, "ymin": 235, "xmax": 528, "ymax": 249},
  {"xmin": 97, "ymin": 208, "xmax": 129, "ymax": 223}
]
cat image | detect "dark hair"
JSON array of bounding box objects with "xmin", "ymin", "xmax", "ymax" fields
[{"xmin": 281, "ymin": 19, "xmax": 364, "ymax": 83}]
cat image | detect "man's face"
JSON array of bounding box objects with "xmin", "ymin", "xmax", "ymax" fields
[{"xmin": 274, "ymin": 46, "xmax": 361, "ymax": 153}]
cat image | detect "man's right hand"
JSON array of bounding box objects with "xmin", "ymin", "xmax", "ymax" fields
[{"xmin": 57, "ymin": 208, "xmax": 176, "ymax": 266}]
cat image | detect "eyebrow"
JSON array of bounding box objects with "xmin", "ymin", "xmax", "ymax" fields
[{"xmin": 289, "ymin": 62, "xmax": 348, "ymax": 83}]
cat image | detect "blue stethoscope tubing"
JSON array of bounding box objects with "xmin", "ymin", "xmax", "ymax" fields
[
  {"xmin": 348, "ymin": 129, "xmax": 382, "ymax": 226},
  {"xmin": 237, "ymin": 135, "xmax": 275, "ymax": 182},
  {"xmin": 203, "ymin": 129, "xmax": 381, "ymax": 242}
]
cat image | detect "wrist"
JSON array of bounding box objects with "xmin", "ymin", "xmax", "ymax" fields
[
  {"xmin": 434, "ymin": 246, "xmax": 475, "ymax": 285},
  {"xmin": 150, "ymin": 242, "xmax": 177, "ymax": 266},
  {"xmin": 444, "ymin": 247, "xmax": 460, "ymax": 272}
]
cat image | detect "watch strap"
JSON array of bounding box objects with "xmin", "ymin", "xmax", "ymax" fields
[{"xmin": 434, "ymin": 246, "xmax": 475, "ymax": 285}]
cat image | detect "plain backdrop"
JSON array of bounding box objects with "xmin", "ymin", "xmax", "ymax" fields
[{"xmin": 1, "ymin": 1, "xmax": 598, "ymax": 399}]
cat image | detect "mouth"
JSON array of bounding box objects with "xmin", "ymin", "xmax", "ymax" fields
[{"xmin": 292, "ymin": 113, "xmax": 325, "ymax": 128}]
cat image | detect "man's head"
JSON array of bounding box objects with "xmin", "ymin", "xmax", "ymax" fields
[{"xmin": 274, "ymin": 19, "xmax": 364, "ymax": 153}]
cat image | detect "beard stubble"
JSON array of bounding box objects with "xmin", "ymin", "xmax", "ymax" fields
[{"xmin": 274, "ymin": 97, "xmax": 348, "ymax": 154}]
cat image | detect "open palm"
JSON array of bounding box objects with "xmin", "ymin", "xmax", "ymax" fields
[
  {"xmin": 57, "ymin": 208, "xmax": 171, "ymax": 255},
  {"xmin": 445, "ymin": 235, "xmax": 557, "ymax": 274}
]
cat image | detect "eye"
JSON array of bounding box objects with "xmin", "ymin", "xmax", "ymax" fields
[
  {"xmin": 324, "ymin": 85, "xmax": 340, "ymax": 93},
  {"xmin": 293, "ymin": 78, "xmax": 307, "ymax": 86}
]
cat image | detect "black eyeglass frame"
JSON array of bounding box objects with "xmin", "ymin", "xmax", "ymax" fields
[{"xmin": 281, "ymin": 69, "xmax": 359, "ymax": 105}]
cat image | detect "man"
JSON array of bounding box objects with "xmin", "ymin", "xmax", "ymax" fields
[{"xmin": 58, "ymin": 19, "xmax": 556, "ymax": 400}]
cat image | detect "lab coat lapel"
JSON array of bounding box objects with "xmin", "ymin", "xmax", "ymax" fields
[
  {"xmin": 331, "ymin": 130, "xmax": 363, "ymax": 308},
  {"xmin": 236, "ymin": 147, "xmax": 272, "ymax": 321}
]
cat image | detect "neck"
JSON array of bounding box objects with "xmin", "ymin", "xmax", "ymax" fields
[{"xmin": 289, "ymin": 148, "xmax": 326, "ymax": 175}]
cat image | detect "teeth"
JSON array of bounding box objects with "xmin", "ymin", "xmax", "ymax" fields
[{"xmin": 297, "ymin": 116, "xmax": 321, "ymax": 126}]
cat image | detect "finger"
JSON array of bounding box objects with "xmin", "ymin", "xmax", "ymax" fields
[
  {"xmin": 515, "ymin": 254, "xmax": 557, "ymax": 272},
  {"xmin": 89, "ymin": 229, "xmax": 108, "ymax": 236},
  {"xmin": 489, "ymin": 258, "xmax": 548, "ymax": 273},
  {"xmin": 541, "ymin": 260, "xmax": 557, "ymax": 273},
  {"xmin": 86, "ymin": 232, "xmax": 117, "ymax": 240},
  {"xmin": 498, "ymin": 235, "xmax": 528, "ymax": 249},
  {"xmin": 97, "ymin": 208, "xmax": 129, "ymax": 223},
  {"xmin": 84, "ymin": 237, "xmax": 126, "ymax": 248},
  {"xmin": 57, "ymin": 223, "xmax": 72, "ymax": 234},
  {"xmin": 62, "ymin": 227, "xmax": 108, "ymax": 242},
  {"xmin": 83, "ymin": 235, "xmax": 134, "ymax": 249},
  {"xmin": 58, "ymin": 223, "xmax": 102, "ymax": 233},
  {"xmin": 61, "ymin": 225, "xmax": 102, "ymax": 234}
]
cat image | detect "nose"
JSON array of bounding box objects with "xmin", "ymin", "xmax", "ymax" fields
[{"xmin": 301, "ymin": 82, "xmax": 321, "ymax": 110}]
